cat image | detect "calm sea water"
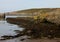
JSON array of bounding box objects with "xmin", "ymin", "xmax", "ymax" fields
[
  {"xmin": 0, "ymin": 20, "xmax": 30, "ymax": 42},
  {"xmin": 0, "ymin": 20, "xmax": 24, "ymax": 36}
]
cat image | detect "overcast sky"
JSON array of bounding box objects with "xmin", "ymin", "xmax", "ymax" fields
[{"xmin": 0, "ymin": 0, "xmax": 60, "ymax": 13}]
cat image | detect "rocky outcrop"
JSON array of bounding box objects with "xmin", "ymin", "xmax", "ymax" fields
[{"xmin": 6, "ymin": 8, "xmax": 60, "ymax": 24}]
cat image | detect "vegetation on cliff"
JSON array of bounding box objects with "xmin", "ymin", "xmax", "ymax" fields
[
  {"xmin": 8, "ymin": 8, "xmax": 60, "ymax": 24},
  {"xmin": 6, "ymin": 17, "xmax": 60, "ymax": 39},
  {"xmin": 4, "ymin": 8, "xmax": 60, "ymax": 39}
]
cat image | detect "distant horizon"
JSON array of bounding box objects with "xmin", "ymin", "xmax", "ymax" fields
[
  {"xmin": 1, "ymin": 8, "xmax": 60, "ymax": 13},
  {"xmin": 0, "ymin": 0, "xmax": 60, "ymax": 13}
]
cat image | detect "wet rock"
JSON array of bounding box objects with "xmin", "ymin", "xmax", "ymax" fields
[
  {"xmin": 0, "ymin": 38, "xmax": 6, "ymax": 40},
  {"xmin": 20, "ymin": 39, "xmax": 25, "ymax": 41},
  {"xmin": 1, "ymin": 35, "xmax": 14, "ymax": 39}
]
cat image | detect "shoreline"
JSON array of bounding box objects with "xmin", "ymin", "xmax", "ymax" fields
[{"xmin": 0, "ymin": 36, "xmax": 60, "ymax": 42}]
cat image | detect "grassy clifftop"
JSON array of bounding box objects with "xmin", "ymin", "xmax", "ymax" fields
[
  {"xmin": 7, "ymin": 8, "xmax": 60, "ymax": 24},
  {"xmin": 12, "ymin": 8, "xmax": 57, "ymax": 14}
]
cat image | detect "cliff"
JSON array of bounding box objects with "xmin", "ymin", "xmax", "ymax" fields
[{"xmin": 7, "ymin": 8, "xmax": 60, "ymax": 24}]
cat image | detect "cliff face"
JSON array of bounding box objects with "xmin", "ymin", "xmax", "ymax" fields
[{"xmin": 7, "ymin": 8, "xmax": 60, "ymax": 24}]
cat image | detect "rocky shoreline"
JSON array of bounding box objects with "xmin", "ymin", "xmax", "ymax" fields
[
  {"xmin": 0, "ymin": 17, "xmax": 60, "ymax": 41},
  {"xmin": 5, "ymin": 17, "xmax": 60, "ymax": 39}
]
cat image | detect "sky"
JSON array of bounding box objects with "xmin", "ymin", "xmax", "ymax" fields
[{"xmin": 0, "ymin": 0, "xmax": 60, "ymax": 13}]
